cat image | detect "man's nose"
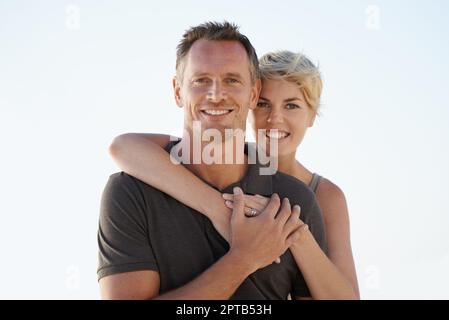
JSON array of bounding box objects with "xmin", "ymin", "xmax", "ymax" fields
[
  {"xmin": 206, "ymin": 81, "xmax": 226, "ymax": 103},
  {"xmin": 267, "ymin": 108, "xmax": 284, "ymax": 124}
]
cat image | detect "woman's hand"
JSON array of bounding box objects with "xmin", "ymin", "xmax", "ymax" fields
[{"xmin": 222, "ymin": 193, "xmax": 270, "ymax": 217}]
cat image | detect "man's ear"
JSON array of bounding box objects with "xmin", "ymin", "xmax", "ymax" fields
[
  {"xmin": 248, "ymin": 79, "xmax": 262, "ymax": 110},
  {"xmin": 172, "ymin": 76, "xmax": 183, "ymax": 108}
]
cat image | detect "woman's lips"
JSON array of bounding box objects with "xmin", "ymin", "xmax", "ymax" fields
[{"xmin": 265, "ymin": 130, "xmax": 290, "ymax": 140}]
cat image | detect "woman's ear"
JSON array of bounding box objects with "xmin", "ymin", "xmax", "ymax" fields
[
  {"xmin": 308, "ymin": 112, "xmax": 317, "ymax": 127},
  {"xmin": 172, "ymin": 76, "xmax": 183, "ymax": 108}
]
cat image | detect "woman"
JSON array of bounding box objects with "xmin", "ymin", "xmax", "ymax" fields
[{"xmin": 109, "ymin": 51, "xmax": 360, "ymax": 299}]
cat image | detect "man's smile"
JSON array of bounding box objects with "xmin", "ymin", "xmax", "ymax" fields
[{"xmin": 200, "ymin": 108, "xmax": 235, "ymax": 121}]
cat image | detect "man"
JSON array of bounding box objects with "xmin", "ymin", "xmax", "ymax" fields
[{"xmin": 97, "ymin": 21, "xmax": 326, "ymax": 299}]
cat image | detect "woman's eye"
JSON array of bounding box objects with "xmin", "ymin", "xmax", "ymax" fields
[
  {"xmin": 285, "ymin": 103, "xmax": 300, "ymax": 110},
  {"xmin": 256, "ymin": 102, "xmax": 269, "ymax": 108}
]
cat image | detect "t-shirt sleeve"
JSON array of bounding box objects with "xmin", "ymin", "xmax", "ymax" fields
[
  {"xmin": 292, "ymin": 198, "xmax": 328, "ymax": 297},
  {"xmin": 97, "ymin": 172, "xmax": 158, "ymax": 281}
]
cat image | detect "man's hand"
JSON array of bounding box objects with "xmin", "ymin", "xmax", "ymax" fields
[{"xmin": 228, "ymin": 187, "xmax": 306, "ymax": 272}]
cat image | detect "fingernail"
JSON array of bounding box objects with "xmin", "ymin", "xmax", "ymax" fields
[{"xmin": 233, "ymin": 187, "xmax": 242, "ymax": 195}]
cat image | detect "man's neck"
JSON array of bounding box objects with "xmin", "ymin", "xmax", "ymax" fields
[
  {"xmin": 186, "ymin": 161, "xmax": 248, "ymax": 191},
  {"xmin": 179, "ymin": 135, "xmax": 249, "ymax": 190}
]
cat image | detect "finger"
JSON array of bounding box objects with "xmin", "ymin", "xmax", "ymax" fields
[
  {"xmin": 274, "ymin": 257, "xmax": 281, "ymax": 264},
  {"xmin": 275, "ymin": 198, "xmax": 291, "ymax": 225},
  {"xmin": 251, "ymin": 195, "xmax": 270, "ymax": 210},
  {"xmin": 260, "ymin": 193, "xmax": 281, "ymax": 219},
  {"xmin": 296, "ymin": 204, "xmax": 302, "ymax": 219},
  {"xmin": 231, "ymin": 187, "xmax": 245, "ymax": 221},
  {"xmin": 243, "ymin": 206, "xmax": 260, "ymax": 217},
  {"xmin": 254, "ymin": 194, "xmax": 270, "ymax": 206},
  {"xmin": 283, "ymin": 205, "xmax": 303, "ymax": 234},
  {"xmin": 243, "ymin": 195, "xmax": 267, "ymax": 212},
  {"xmin": 222, "ymin": 193, "xmax": 233, "ymax": 201},
  {"xmin": 225, "ymin": 200, "xmax": 234, "ymax": 209}
]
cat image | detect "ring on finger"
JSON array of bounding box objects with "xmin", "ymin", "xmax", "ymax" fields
[{"xmin": 245, "ymin": 207, "xmax": 258, "ymax": 217}]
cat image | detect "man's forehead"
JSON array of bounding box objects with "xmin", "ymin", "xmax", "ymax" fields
[
  {"xmin": 185, "ymin": 39, "xmax": 251, "ymax": 76},
  {"xmin": 187, "ymin": 40, "xmax": 249, "ymax": 63}
]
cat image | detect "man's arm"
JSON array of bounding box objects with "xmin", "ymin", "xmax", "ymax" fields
[
  {"xmin": 99, "ymin": 188, "xmax": 305, "ymax": 299},
  {"xmin": 100, "ymin": 249, "xmax": 256, "ymax": 300}
]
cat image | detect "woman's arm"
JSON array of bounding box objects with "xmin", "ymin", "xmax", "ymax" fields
[
  {"xmin": 291, "ymin": 181, "xmax": 359, "ymax": 300},
  {"xmin": 223, "ymin": 188, "xmax": 360, "ymax": 300},
  {"xmin": 109, "ymin": 133, "xmax": 231, "ymax": 241}
]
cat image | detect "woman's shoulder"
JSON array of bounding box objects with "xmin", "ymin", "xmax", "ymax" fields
[
  {"xmin": 316, "ymin": 177, "xmax": 346, "ymax": 201},
  {"xmin": 315, "ymin": 177, "xmax": 349, "ymax": 222}
]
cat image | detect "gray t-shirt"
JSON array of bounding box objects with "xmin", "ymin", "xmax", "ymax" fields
[{"xmin": 97, "ymin": 141, "xmax": 327, "ymax": 299}]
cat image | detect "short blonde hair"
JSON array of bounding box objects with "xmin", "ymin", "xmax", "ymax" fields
[{"xmin": 259, "ymin": 51, "xmax": 322, "ymax": 113}]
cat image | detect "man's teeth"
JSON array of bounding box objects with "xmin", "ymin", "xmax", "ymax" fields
[
  {"xmin": 202, "ymin": 110, "xmax": 232, "ymax": 115},
  {"xmin": 266, "ymin": 131, "xmax": 289, "ymax": 139}
]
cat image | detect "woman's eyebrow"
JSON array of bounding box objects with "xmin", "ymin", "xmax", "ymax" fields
[
  {"xmin": 283, "ymin": 97, "xmax": 302, "ymax": 102},
  {"xmin": 259, "ymin": 96, "xmax": 270, "ymax": 101}
]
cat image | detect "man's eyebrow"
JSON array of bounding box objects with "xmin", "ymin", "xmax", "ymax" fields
[
  {"xmin": 223, "ymin": 72, "xmax": 244, "ymax": 79},
  {"xmin": 190, "ymin": 72, "xmax": 244, "ymax": 79},
  {"xmin": 191, "ymin": 72, "xmax": 211, "ymax": 78}
]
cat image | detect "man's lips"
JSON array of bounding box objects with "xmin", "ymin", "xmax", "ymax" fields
[
  {"xmin": 200, "ymin": 109, "xmax": 234, "ymax": 116},
  {"xmin": 199, "ymin": 109, "xmax": 235, "ymax": 121}
]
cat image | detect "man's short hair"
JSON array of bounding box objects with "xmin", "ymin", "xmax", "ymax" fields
[{"xmin": 176, "ymin": 21, "xmax": 260, "ymax": 84}]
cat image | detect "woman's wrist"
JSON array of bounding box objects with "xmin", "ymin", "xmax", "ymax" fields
[
  {"xmin": 200, "ymin": 189, "xmax": 226, "ymax": 218},
  {"xmin": 199, "ymin": 189, "xmax": 231, "ymax": 240},
  {"xmin": 290, "ymin": 227, "xmax": 316, "ymax": 254}
]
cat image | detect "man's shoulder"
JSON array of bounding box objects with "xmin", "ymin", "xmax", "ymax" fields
[
  {"xmin": 105, "ymin": 171, "xmax": 164, "ymax": 198},
  {"xmin": 270, "ymin": 171, "xmax": 319, "ymax": 217},
  {"xmin": 107, "ymin": 171, "xmax": 142, "ymax": 189},
  {"xmin": 272, "ymin": 171, "xmax": 315, "ymax": 201}
]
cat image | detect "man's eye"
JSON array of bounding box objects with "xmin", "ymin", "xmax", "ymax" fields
[
  {"xmin": 193, "ymin": 78, "xmax": 208, "ymax": 85},
  {"xmin": 285, "ymin": 103, "xmax": 300, "ymax": 110},
  {"xmin": 257, "ymin": 102, "xmax": 269, "ymax": 108},
  {"xmin": 225, "ymin": 78, "xmax": 239, "ymax": 84}
]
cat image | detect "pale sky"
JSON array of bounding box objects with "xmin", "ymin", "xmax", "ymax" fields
[{"xmin": 1, "ymin": 0, "xmax": 448, "ymax": 299}]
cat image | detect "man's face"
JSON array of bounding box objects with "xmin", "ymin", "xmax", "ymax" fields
[{"xmin": 173, "ymin": 39, "xmax": 261, "ymax": 138}]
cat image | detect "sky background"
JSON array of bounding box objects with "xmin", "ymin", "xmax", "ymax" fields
[{"xmin": 1, "ymin": 0, "xmax": 448, "ymax": 299}]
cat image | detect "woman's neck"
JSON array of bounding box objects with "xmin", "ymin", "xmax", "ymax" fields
[{"xmin": 277, "ymin": 152, "xmax": 313, "ymax": 186}]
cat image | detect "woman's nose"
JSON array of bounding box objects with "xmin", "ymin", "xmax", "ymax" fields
[{"xmin": 267, "ymin": 109, "xmax": 284, "ymax": 124}]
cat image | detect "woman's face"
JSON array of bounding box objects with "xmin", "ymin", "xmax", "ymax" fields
[{"xmin": 249, "ymin": 79, "xmax": 316, "ymax": 157}]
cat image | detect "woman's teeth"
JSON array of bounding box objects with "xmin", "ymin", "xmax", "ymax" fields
[
  {"xmin": 202, "ymin": 110, "xmax": 232, "ymax": 115},
  {"xmin": 266, "ymin": 131, "xmax": 290, "ymax": 139}
]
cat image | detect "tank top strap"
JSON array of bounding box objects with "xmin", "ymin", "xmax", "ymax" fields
[{"xmin": 309, "ymin": 173, "xmax": 323, "ymax": 194}]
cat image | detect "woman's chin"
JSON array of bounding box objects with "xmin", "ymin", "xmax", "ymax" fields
[{"xmin": 256, "ymin": 140, "xmax": 295, "ymax": 158}]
